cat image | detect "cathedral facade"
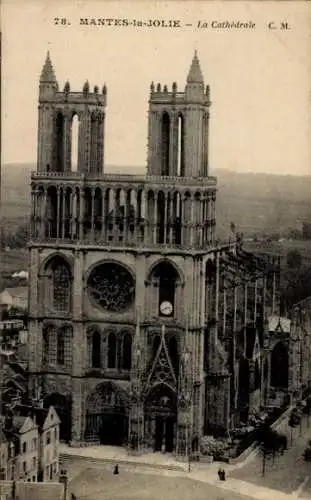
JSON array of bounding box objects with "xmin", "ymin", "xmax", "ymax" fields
[{"xmin": 28, "ymin": 52, "xmax": 280, "ymax": 457}]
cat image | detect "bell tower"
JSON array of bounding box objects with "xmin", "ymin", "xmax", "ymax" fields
[
  {"xmin": 37, "ymin": 51, "xmax": 107, "ymax": 175},
  {"xmin": 147, "ymin": 51, "xmax": 211, "ymax": 178}
]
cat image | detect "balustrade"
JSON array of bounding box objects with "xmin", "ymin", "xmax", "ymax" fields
[
  {"xmin": 31, "ymin": 170, "xmax": 217, "ymax": 186},
  {"xmin": 30, "ymin": 180, "xmax": 217, "ymax": 249}
]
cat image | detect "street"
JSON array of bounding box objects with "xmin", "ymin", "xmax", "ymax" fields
[
  {"xmin": 68, "ymin": 466, "xmax": 255, "ymax": 500},
  {"xmin": 232, "ymin": 413, "xmax": 311, "ymax": 497},
  {"xmin": 61, "ymin": 413, "xmax": 311, "ymax": 500}
]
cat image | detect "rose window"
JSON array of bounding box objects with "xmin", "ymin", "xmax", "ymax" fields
[{"xmin": 87, "ymin": 263, "xmax": 135, "ymax": 312}]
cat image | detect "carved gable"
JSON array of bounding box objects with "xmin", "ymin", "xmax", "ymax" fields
[{"xmin": 145, "ymin": 329, "xmax": 177, "ymax": 390}]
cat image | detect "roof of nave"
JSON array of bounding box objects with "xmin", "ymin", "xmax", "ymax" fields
[
  {"xmin": 187, "ymin": 50, "xmax": 204, "ymax": 84},
  {"xmin": 220, "ymin": 249, "xmax": 268, "ymax": 282},
  {"xmin": 292, "ymin": 295, "xmax": 311, "ymax": 310}
]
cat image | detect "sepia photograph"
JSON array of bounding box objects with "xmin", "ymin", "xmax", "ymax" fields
[{"xmin": 1, "ymin": 1, "xmax": 311, "ymax": 499}]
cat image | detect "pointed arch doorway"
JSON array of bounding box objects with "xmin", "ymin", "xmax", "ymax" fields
[
  {"xmin": 145, "ymin": 384, "xmax": 177, "ymax": 452},
  {"xmin": 84, "ymin": 382, "xmax": 129, "ymax": 446}
]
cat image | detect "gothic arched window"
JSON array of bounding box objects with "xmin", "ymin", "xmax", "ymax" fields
[
  {"xmin": 151, "ymin": 261, "xmax": 180, "ymax": 317},
  {"xmin": 177, "ymin": 113, "xmax": 185, "ymax": 177},
  {"xmin": 161, "ymin": 112, "xmax": 170, "ymax": 176},
  {"xmin": 122, "ymin": 333, "xmax": 132, "ymax": 370},
  {"xmin": 71, "ymin": 113, "xmax": 79, "ymax": 172},
  {"xmin": 271, "ymin": 342, "xmax": 289, "ymax": 388},
  {"xmin": 42, "ymin": 325, "xmax": 57, "ymax": 365},
  {"xmin": 254, "ymin": 359, "xmax": 261, "ymax": 390},
  {"xmin": 57, "ymin": 330, "xmax": 65, "ymax": 365},
  {"xmin": 47, "ymin": 257, "xmax": 72, "ymax": 313},
  {"xmin": 92, "ymin": 331, "xmax": 101, "ymax": 369},
  {"xmin": 42, "ymin": 328, "xmax": 49, "ymax": 364},
  {"xmin": 108, "ymin": 332, "xmax": 117, "ymax": 369},
  {"xmin": 55, "ymin": 112, "xmax": 65, "ymax": 172}
]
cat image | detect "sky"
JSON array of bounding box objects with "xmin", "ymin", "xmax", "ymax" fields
[{"xmin": 2, "ymin": 0, "xmax": 311, "ymax": 175}]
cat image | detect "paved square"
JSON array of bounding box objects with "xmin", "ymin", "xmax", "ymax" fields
[{"xmin": 69, "ymin": 467, "xmax": 253, "ymax": 500}]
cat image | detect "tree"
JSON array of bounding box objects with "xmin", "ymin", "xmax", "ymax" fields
[
  {"xmin": 286, "ymin": 250, "xmax": 302, "ymax": 269},
  {"xmin": 281, "ymin": 265, "xmax": 311, "ymax": 312},
  {"xmin": 288, "ymin": 408, "xmax": 301, "ymax": 446},
  {"xmin": 257, "ymin": 424, "xmax": 287, "ymax": 476},
  {"xmin": 3, "ymin": 222, "xmax": 29, "ymax": 249}
]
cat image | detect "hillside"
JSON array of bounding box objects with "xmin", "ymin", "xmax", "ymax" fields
[{"xmin": 2, "ymin": 163, "xmax": 311, "ymax": 239}]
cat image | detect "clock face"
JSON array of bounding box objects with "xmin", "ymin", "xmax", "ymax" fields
[{"xmin": 160, "ymin": 301, "xmax": 173, "ymax": 316}]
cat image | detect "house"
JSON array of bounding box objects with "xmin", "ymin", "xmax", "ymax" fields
[
  {"xmin": 11, "ymin": 270, "xmax": 29, "ymax": 280},
  {"xmin": 0, "ymin": 404, "xmax": 62, "ymax": 499},
  {"xmin": 40, "ymin": 406, "xmax": 60, "ymax": 482},
  {"xmin": 0, "ymin": 287, "xmax": 28, "ymax": 315},
  {"xmin": 0, "ymin": 319, "xmax": 25, "ymax": 349},
  {"xmin": 14, "ymin": 404, "xmax": 60, "ymax": 482},
  {"xmin": 0, "ymin": 414, "xmax": 39, "ymax": 482},
  {"xmin": 0, "ymin": 426, "xmax": 9, "ymax": 480}
]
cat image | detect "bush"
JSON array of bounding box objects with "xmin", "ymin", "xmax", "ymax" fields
[
  {"xmin": 3, "ymin": 223, "xmax": 30, "ymax": 249},
  {"xmin": 200, "ymin": 436, "xmax": 227, "ymax": 457}
]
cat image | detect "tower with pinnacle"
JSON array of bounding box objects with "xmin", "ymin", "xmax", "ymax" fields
[
  {"xmin": 148, "ymin": 50, "xmax": 210, "ymax": 179},
  {"xmin": 37, "ymin": 51, "xmax": 106, "ymax": 175}
]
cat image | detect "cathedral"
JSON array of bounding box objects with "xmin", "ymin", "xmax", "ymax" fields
[{"xmin": 28, "ymin": 51, "xmax": 280, "ymax": 458}]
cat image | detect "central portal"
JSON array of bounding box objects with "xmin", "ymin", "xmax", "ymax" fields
[
  {"xmin": 155, "ymin": 416, "xmax": 175, "ymax": 452},
  {"xmin": 99, "ymin": 414, "xmax": 128, "ymax": 446},
  {"xmin": 145, "ymin": 384, "xmax": 177, "ymax": 453}
]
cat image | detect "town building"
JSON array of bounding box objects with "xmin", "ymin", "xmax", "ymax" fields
[
  {"xmin": 16, "ymin": 404, "xmax": 60, "ymax": 482},
  {"xmin": 0, "ymin": 287, "xmax": 28, "ymax": 316},
  {"xmin": 27, "ymin": 51, "xmax": 281, "ymax": 457},
  {"xmin": 0, "ymin": 414, "xmax": 39, "ymax": 482},
  {"xmin": 0, "ymin": 405, "xmax": 60, "ymax": 483},
  {"xmin": 0, "ymin": 319, "xmax": 26, "ymax": 349},
  {"xmin": 0, "ymin": 426, "xmax": 10, "ymax": 480}
]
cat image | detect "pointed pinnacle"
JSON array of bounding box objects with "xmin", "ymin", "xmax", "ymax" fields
[
  {"xmin": 187, "ymin": 50, "xmax": 204, "ymax": 84},
  {"xmin": 40, "ymin": 51, "xmax": 57, "ymax": 83}
]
